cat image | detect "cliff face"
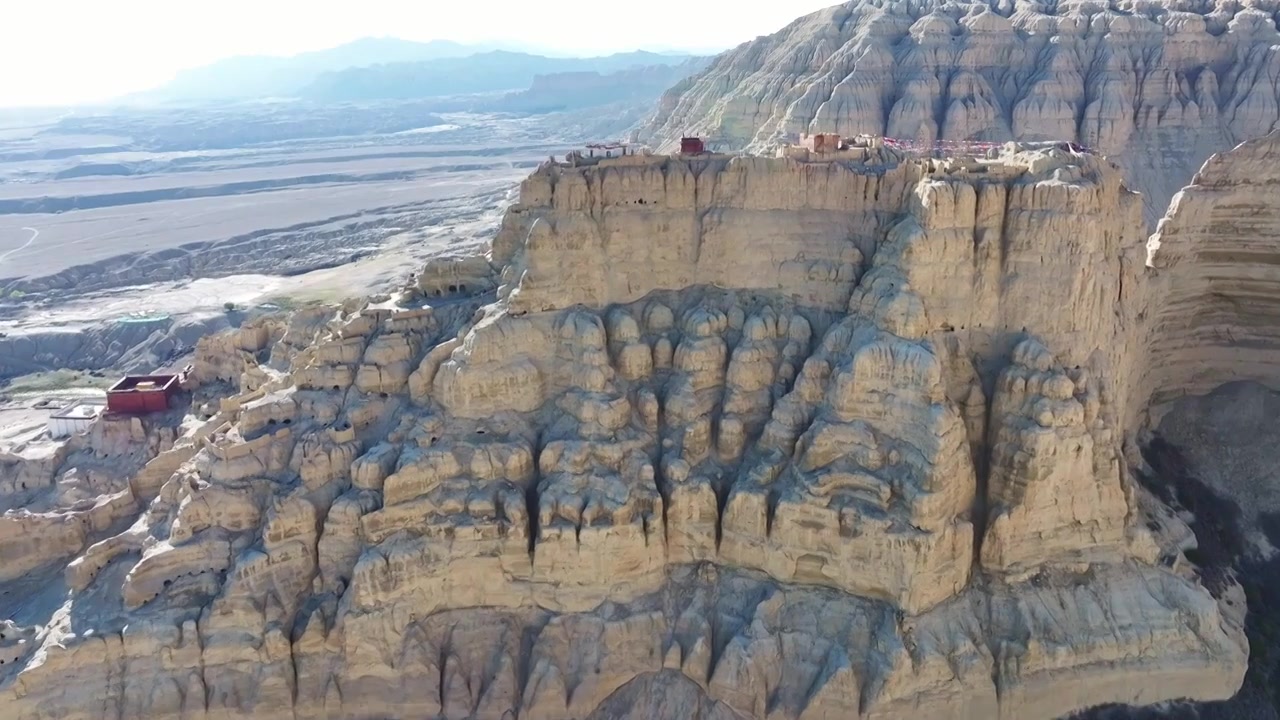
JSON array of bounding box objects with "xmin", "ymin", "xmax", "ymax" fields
[
  {"xmin": 1142, "ymin": 128, "xmax": 1280, "ymax": 414},
  {"xmin": 641, "ymin": 0, "xmax": 1280, "ymax": 223},
  {"xmin": 0, "ymin": 147, "xmax": 1251, "ymax": 720}
]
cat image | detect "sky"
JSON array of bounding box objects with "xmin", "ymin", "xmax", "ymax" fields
[{"xmin": 0, "ymin": 0, "xmax": 838, "ymax": 107}]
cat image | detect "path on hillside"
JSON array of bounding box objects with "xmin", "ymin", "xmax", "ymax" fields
[{"xmin": 0, "ymin": 227, "xmax": 39, "ymax": 267}]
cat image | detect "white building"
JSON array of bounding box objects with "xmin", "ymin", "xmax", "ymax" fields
[
  {"xmin": 48, "ymin": 400, "xmax": 105, "ymax": 439},
  {"xmin": 583, "ymin": 143, "xmax": 629, "ymax": 158}
]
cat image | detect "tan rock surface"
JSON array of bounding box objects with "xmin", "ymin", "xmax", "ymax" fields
[
  {"xmin": 1143, "ymin": 129, "xmax": 1280, "ymax": 417},
  {"xmin": 0, "ymin": 146, "xmax": 1252, "ymax": 719},
  {"xmin": 980, "ymin": 338, "xmax": 1143, "ymax": 577},
  {"xmin": 642, "ymin": 0, "xmax": 1280, "ymax": 224}
]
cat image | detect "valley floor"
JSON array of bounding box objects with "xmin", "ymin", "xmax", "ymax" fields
[{"xmin": 0, "ymin": 108, "xmax": 603, "ymax": 391}]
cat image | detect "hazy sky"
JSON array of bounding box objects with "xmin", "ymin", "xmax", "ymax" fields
[{"xmin": 1, "ymin": 0, "xmax": 837, "ymax": 106}]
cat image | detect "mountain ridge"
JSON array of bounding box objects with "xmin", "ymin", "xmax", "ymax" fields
[
  {"xmin": 137, "ymin": 38, "xmax": 710, "ymax": 104},
  {"xmin": 134, "ymin": 37, "xmax": 490, "ymax": 103},
  {"xmin": 641, "ymin": 0, "xmax": 1280, "ymax": 224},
  {"xmin": 299, "ymin": 50, "xmax": 700, "ymax": 103}
]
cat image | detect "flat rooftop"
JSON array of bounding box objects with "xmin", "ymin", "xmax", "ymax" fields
[
  {"xmin": 109, "ymin": 374, "xmax": 178, "ymax": 393},
  {"xmin": 50, "ymin": 400, "xmax": 105, "ymax": 420}
]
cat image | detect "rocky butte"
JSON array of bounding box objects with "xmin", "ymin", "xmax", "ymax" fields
[
  {"xmin": 642, "ymin": 0, "xmax": 1280, "ymax": 225},
  {"xmin": 3, "ymin": 124, "xmax": 1277, "ymax": 719}
]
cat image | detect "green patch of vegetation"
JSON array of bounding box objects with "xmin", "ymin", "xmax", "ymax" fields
[
  {"xmin": 6, "ymin": 289, "xmax": 26, "ymax": 300},
  {"xmin": 259, "ymin": 292, "xmax": 340, "ymax": 312},
  {"xmin": 3, "ymin": 370, "xmax": 115, "ymax": 395}
]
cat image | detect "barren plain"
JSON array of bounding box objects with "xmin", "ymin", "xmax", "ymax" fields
[
  {"xmin": 0, "ymin": 103, "xmax": 613, "ymax": 385},
  {"xmin": 0, "ymin": 110, "xmax": 557, "ymax": 290}
]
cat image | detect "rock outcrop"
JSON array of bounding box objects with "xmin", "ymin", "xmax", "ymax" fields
[
  {"xmin": 0, "ymin": 412, "xmax": 185, "ymax": 585},
  {"xmin": 1143, "ymin": 128, "xmax": 1280, "ymax": 417},
  {"xmin": 0, "ymin": 147, "xmax": 1250, "ymax": 719},
  {"xmin": 642, "ymin": 0, "xmax": 1280, "ymax": 223}
]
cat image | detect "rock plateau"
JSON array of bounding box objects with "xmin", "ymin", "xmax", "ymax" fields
[{"xmin": 3, "ymin": 129, "xmax": 1275, "ymax": 719}]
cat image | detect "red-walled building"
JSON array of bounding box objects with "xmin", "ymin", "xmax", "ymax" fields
[
  {"xmin": 680, "ymin": 137, "xmax": 706, "ymax": 155},
  {"xmin": 106, "ymin": 374, "xmax": 180, "ymax": 415}
]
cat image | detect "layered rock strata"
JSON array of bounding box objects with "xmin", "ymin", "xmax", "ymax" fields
[
  {"xmin": 0, "ymin": 148, "xmax": 1247, "ymax": 719},
  {"xmin": 642, "ymin": 0, "xmax": 1280, "ymax": 223},
  {"xmin": 1143, "ymin": 128, "xmax": 1280, "ymax": 415}
]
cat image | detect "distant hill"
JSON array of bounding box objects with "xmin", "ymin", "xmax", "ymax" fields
[
  {"xmin": 299, "ymin": 51, "xmax": 698, "ymax": 103},
  {"xmin": 40, "ymin": 101, "xmax": 452, "ymax": 151},
  {"xmin": 140, "ymin": 37, "xmax": 494, "ymax": 103},
  {"xmin": 134, "ymin": 39, "xmax": 716, "ymax": 106},
  {"xmin": 485, "ymin": 57, "xmax": 713, "ymax": 114}
]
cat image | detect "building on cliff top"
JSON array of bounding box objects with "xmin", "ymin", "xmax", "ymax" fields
[
  {"xmin": 561, "ymin": 142, "xmax": 651, "ymax": 168},
  {"xmin": 582, "ymin": 142, "xmax": 632, "ymax": 159},
  {"xmin": 47, "ymin": 399, "xmax": 105, "ymax": 439},
  {"xmin": 106, "ymin": 373, "xmax": 182, "ymax": 415},
  {"xmin": 779, "ymin": 133, "xmax": 891, "ymax": 163},
  {"xmin": 801, "ymin": 132, "xmax": 845, "ymax": 153},
  {"xmin": 680, "ymin": 137, "xmax": 706, "ymax": 155}
]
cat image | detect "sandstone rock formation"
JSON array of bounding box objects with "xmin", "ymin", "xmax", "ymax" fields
[
  {"xmin": 0, "ymin": 147, "xmax": 1251, "ymax": 719},
  {"xmin": 1143, "ymin": 128, "xmax": 1280, "ymax": 416},
  {"xmin": 642, "ymin": 0, "xmax": 1280, "ymax": 223}
]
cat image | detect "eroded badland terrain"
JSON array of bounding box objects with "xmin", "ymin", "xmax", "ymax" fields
[{"xmin": 5, "ymin": 1, "xmax": 1280, "ymax": 719}]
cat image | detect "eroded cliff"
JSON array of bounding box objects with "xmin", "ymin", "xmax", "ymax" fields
[
  {"xmin": 1143, "ymin": 128, "xmax": 1280, "ymax": 416},
  {"xmin": 0, "ymin": 147, "xmax": 1250, "ymax": 719},
  {"xmin": 642, "ymin": 0, "xmax": 1280, "ymax": 223}
]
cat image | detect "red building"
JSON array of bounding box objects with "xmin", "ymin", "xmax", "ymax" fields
[
  {"xmin": 680, "ymin": 137, "xmax": 706, "ymax": 155},
  {"xmin": 106, "ymin": 374, "xmax": 180, "ymax": 415}
]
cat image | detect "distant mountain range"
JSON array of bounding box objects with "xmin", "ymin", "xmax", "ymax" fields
[
  {"xmin": 484, "ymin": 58, "xmax": 714, "ymax": 114},
  {"xmin": 300, "ymin": 50, "xmax": 700, "ymax": 103},
  {"xmin": 135, "ymin": 37, "xmax": 712, "ymax": 105},
  {"xmin": 138, "ymin": 38, "xmax": 486, "ymax": 102}
]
